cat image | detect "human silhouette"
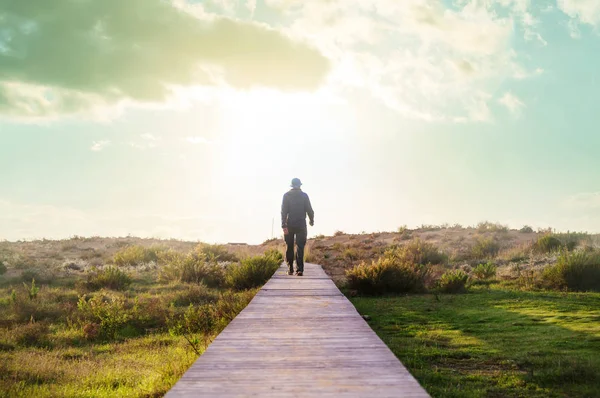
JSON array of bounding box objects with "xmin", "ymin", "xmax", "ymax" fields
[{"xmin": 281, "ymin": 178, "xmax": 314, "ymax": 276}]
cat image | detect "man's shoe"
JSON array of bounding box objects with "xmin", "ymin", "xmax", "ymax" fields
[
  {"xmin": 287, "ymin": 271, "xmax": 294, "ymax": 275},
  {"xmin": 296, "ymin": 271, "xmax": 303, "ymax": 276}
]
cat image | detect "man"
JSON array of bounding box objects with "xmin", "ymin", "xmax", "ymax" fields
[{"xmin": 281, "ymin": 178, "xmax": 314, "ymax": 276}]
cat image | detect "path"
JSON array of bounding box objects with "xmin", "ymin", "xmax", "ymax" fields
[{"xmin": 166, "ymin": 263, "xmax": 430, "ymax": 397}]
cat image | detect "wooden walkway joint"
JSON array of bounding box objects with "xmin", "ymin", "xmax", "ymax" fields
[{"xmin": 166, "ymin": 263, "xmax": 430, "ymax": 397}]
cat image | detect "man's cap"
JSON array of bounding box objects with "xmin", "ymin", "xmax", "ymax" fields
[{"xmin": 291, "ymin": 178, "xmax": 302, "ymax": 188}]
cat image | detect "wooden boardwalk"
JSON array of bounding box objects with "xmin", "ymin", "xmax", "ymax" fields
[{"xmin": 166, "ymin": 263, "xmax": 430, "ymax": 397}]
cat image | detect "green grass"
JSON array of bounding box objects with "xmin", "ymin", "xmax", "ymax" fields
[
  {"xmin": 0, "ymin": 333, "xmax": 197, "ymax": 397},
  {"xmin": 0, "ymin": 245, "xmax": 278, "ymax": 397},
  {"xmin": 351, "ymin": 287, "xmax": 600, "ymax": 398}
]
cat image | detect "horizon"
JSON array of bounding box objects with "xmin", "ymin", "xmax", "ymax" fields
[{"xmin": 2, "ymin": 1, "xmax": 600, "ymax": 243}]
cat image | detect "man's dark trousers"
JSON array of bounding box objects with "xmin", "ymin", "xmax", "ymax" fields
[{"xmin": 285, "ymin": 226, "xmax": 307, "ymax": 273}]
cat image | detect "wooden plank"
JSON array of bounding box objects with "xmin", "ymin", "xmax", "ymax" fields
[{"xmin": 166, "ymin": 262, "xmax": 430, "ymax": 397}]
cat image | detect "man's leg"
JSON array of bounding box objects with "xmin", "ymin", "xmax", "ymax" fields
[
  {"xmin": 295, "ymin": 228, "xmax": 307, "ymax": 274},
  {"xmin": 284, "ymin": 231, "xmax": 295, "ymax": 274}
]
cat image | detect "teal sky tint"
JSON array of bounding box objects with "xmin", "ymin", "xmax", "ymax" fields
[{"xmin": 1, "ymin": 0, "xmax": 599, "ymax": 243}]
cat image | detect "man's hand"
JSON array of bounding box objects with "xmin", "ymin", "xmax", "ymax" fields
[
  {"xmin": 283, "ymin": 227, "xmax": 289, "ymax": 235},
  {"xmin": 309, "ymin": 220, "xmax": 314, "ymax": 227}
]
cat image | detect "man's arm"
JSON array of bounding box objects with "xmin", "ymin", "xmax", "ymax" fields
[
  {"xmin": 305, "ymin": 194, "xmax": 315, "ymax": 226},
  {"xmin": 281, "ymin": 194, "xmax": 289, "ymax": 228}
]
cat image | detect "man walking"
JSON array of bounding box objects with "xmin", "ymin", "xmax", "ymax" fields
[{"xmin": 281, "ymin": 178, "xmax": 314, "ymax": 276}]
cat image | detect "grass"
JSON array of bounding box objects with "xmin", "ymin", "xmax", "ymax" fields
[
  {"xmin": 0, "ymin": 244, "xmax": 278, "ymax": 397},
  {"xmin": 351, "ymin": 287, "xmax": 600, "ymax": 398},
  {"xmin": 0, "ymin": 333, "xmax": 197, "ymax": 397}
]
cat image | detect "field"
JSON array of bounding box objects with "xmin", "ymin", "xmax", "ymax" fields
[
  {"xmin": 352, "ymin": 288, "xmax": 600, "ymax": 397},
  {"xmin": 1, "ymin": 224, "xmax": 599, "ymax": 397},
  {"xmin": 0, "ymin": 238, "xmax": 281, "ymax": 397}
]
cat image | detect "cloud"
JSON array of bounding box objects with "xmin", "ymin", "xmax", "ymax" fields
[
  {"xmin": 263, "ymin": 0, "xmax": 542, "ymax": 121},
  {"xmin": 91, "ymin": 140, "xmax": 110, "ymax": 151},
  {"xmin": 498, "ymin": 92, "xmax": 526, "ymax": 116},
  {"xmin": 0, "ymin": 0, "xmax": 329, "ymax": 118},
  {"xmin": 557, "ymin": 0, "xmax": 600, "ymax": 26},
  {"xmin": 186, "ymin": 136, "xmax": 209, "ymax": 145}
]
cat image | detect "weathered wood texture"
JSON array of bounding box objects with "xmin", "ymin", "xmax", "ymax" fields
[{"xmin": 166, "ymin": 263, "xmax": 430, "ymax": 397}]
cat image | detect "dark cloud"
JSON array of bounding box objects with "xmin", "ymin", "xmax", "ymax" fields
[{"xmin": 0, "ymin": 0, "xmax": 330, "ymax": 116}]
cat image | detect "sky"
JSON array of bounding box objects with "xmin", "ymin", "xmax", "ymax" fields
[{"xmin": 1, "ymin": 0, "xmax": 599, "ymax": 244}]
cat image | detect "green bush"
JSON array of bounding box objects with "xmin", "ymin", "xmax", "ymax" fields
[
  {"xmin": 472, "ymin": 262, "xmax": 497, "ymax": 280},
  {"xmin": 263, "ymin": 249, "xmax": 283, "ymax": 264},
  {"xmin": 543, "ymin": 251, "xmax": 600, "ymax": 292},
  {"xmin": 534, "ymin": 235, "xmax": 563, "ymax": 254},
  {"xmin": 342, "ymin": 247, "xmax": 360, "ymax": 261},
  {"xmin": 172, "ymin": 284, "xmax": 217, "ymax": 307},
  {"xmin": 86, "ymin": 267, "xmax": 132, "ymax": 291},
  {"xmin": 11, "ymin": 322, "xmax": 51, "ymax": 347},
  {"xmin": 226, "ymin": 254, "xmax": 281, "ymax": 291},
  {"xmin": 0, "ymin": 262, "xmax": 6, "ymax": 275},
  {"xmin": 519, "ymin": 225, "xmax": 534, "ymax": 233},
  {"xmin": 195, "ymin": 244, "xmax": 239, "ymax": 262},
  {"xmin": 477, "ymin": 221, "xmax": 508, "ymax": 232},
  {"xmin": 471, "ymin": 238, "xmax": 500, "ymax": 259},
  {"xmin": 346, "ymin": 253, "xmax": 429, "ymax": 295},
  {"xmin": 554, "ymin": 232, "xmax": 590, "ymax": 251},
  {"xmin": 77, "ymin": 294, "xmax": 131, "ymax": 340},
  {"xmin": 439, "ymin": 270, "xmax": 469, "ymax": 293},
  {"xmin": 159, "ymin": 251, "xmax": 225, "ymax": 287},
  {"xmin": 386, "ymin": 239, "xmax": 447, "ymax": 265},
  {"xmin": 113, "ymin": 245, "xmax": 162, "ymax": 266}
]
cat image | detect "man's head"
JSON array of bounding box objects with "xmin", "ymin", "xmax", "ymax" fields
[{"xmin": 290, "ymin": 178, "xmax": 302, "ymax": 188}]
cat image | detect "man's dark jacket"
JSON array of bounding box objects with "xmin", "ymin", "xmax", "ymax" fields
[{"xmin": 281, "ymin": 188, "xmax": 314, "ymax": 229}]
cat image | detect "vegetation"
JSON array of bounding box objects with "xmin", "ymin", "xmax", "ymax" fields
[
  {"xmin": 533, "ymin": 235, "xmax": 563, "ymax": 254},
  {"xmin": 477, "ymin": 221, "xmax": 509, "ymax": 233},
  {"xmin": 113, "ymin": 245, "xmax": 162, "ymax": 266},
  {"xmin": 226, "ymin": 250, "xmax": 282, "ymax": 290},
  {"xmin": 0, "ymin": 242, "xmax": 279, "ymax": 397},
  {"xmin": 352, "ymin": 289, "xmax": 600, "ymax": 398},
  {"xmin": 472, "ymin": 262, "xmax": 497, "ymax": 280},
  {"xmin": 543, "ymin": 250, "xmax": 600, "ymax": 292},
  {"xmin": 520, "ymin": 225, "xmax": 534, "ymax": 233},
  {"xmin": 85, "ymin": 266, "xmax": 132, "ymax": 291},
  {"xmin": 438, "ymin": 270, "xmax": 469, "ymax": 293},
  {"xmin": 346, "ymin": 248, "xmax": 429, "ymax": 295},
  {"xmin": 387, "ymin": 239, "xmax": 447, "ymax": 266},
  {"xmin": 471, "ymin": 237, "xmax": 500, "ymax": 259}
]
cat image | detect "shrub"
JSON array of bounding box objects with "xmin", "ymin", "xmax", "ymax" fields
[
  {"xmin": 11, "ymin": 322, "xmax": 50, "ymax": 347},
  {"xmin": 346, "ymin": 253, "xmax": 429, "ymax": 295},
  {"xmin": 386, "ymin": 239, "xmax": 447, "ymax": 265},
  {"xmin": 334, "ymin": 230, "xmax": 345, "ymax": 236},
  {"xmin": 542, "ymin": 251, "xmax": 600, "ymax": 292},
  {"xmin": 342, "ymin": 247, "xmax": 360, "ymax": 261},
  {"xmin": 519, "ymin": 225, "xmax": 534, "ymax": 233},
  {"xmin": 113, "ymin": 245, "xmax": 162, "ymax": 266},
  {"xmin": 554, "ymin": 232, "xmax": 590, "ymax": 251},
  {"xmin": 534, "ymin": 235, "xmax": 562, "ymax": 254},
  {"xmin": 0, "ymin": 262, "xmax": 6, "ymax": 275},
  {"xmin": 438, "ymin": 270, "xmax": 469, "ymax": 294},
  {"xmin": 263, "ymin": 249, "xmax": 283, "ymax": 264},
  {"xmin": 196, "ymin": 244, "xmax": 239, "ymax": 262},
  {"xmin": 477, "ymin": 221, "xmax": 508, "ymax": 232},
  {"xmin": 226, "ymin": 255, "xmax": 280, "ymax": 290},
  {"xmin": 86, "ymin": 267, "xmax": 132, "ymax": 291},
  {"xmin": 471, "ymin": 238, "xmax": 500, "ymax": 259},
  {"xmin": 172, "ymin": 284, "xmax": 217, "ymax": 307},
  {"xmin": 472, "ymin": 262, "xmax": 497, "ymax": 280},
  {"xmin": 77, "ymin": 294, "xmax": 131, "ymax": 340},
  {"xmin": 159, "ymin": 251, "xmax": 225, "ymax": 287}
]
